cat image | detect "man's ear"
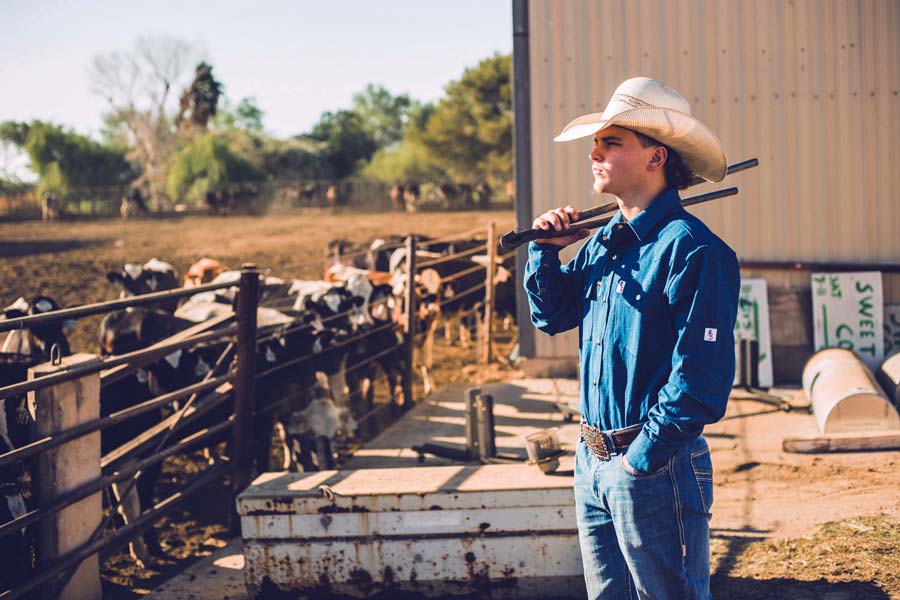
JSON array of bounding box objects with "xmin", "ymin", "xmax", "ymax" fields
[{"xmin": 647, "ymin": 146, "xmax": 668, "ymax": 171}]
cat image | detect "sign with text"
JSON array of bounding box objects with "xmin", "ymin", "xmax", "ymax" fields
[
  {"xmin": 884, "ymin": 305, "xmax": 900, "ymax": 358},
  {"xmin": 811, "ymin": 272, "xmax": 884, "ymax": 369},
  {"xmin": 733, "ymin": 278, "xmax": 773, "ymax": 387}
]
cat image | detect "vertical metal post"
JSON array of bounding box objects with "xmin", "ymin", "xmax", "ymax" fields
[
  {"xmin": 476, "ymin": 393, "xmax": 496, "ymax": 460},
  {"xmin": 481, "ymin": 221, "xmax": 497, "ymax": 363},
  {"xmin": 513, "ymin": 0, "xmax": 535, "ymax": 359},
  {"xmin": 465, "ymin": 387, "xmax": 482, "ymax": 460},
  {"xmin": 401, "ymin": 236, "xmax": 417, "ymax": 410},
  {"xmin": 232, "ymin": 263, "xmax": 259, "ymax": 498}
]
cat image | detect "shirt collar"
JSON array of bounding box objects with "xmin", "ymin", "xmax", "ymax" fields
[{"xmin": 625, "ymin": 187, "xmax": 682, "ymax": 242}]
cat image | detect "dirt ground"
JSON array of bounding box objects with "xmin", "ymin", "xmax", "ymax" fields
[{"xmin": 2, "ymin": 209, "xmax": 898, "ymax": 598}]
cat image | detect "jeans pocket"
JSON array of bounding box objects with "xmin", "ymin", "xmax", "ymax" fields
[
  {"xmin": 690, "ymin": 447, "xmax": 714, "ymax": 513},
  {"xmin": 618, "ymin": 454, "xmax": 669, "ymax": 479}
]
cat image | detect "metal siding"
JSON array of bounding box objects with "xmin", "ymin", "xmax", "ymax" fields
[{"xmin": 525, "ymin": 0, "xmax": 900, "ymax": 358}]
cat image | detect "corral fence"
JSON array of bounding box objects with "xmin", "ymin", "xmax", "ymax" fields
[
  {"xmin": 0, "ymin": 179, "xmax": 512, "ymax": 221},
  {"xmin": 0, "ymin": 223, "xmax": 515, "ymax": 599}
]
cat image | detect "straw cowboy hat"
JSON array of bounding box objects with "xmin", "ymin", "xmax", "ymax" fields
[{"xmin": 554, "ymin": 77, "xmax": 727, "ymax": 183}]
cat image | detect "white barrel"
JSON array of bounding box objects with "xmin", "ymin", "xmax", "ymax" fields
[
  {"xmin": 801, "ymin": 348, "xmax": 900, "ymax": 434},
  {"xmin": 876, "ymin": 351, "xmax": 900, "ymax": 408}
]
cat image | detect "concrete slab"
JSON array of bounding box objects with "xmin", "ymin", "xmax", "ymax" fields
[
  {"xmin": 145, "ymin": 539, "xmax": 248, "ymax": 600},
  {"xmin": 344, "ymin": 378, "xmax": 581, "ymax": 470}
]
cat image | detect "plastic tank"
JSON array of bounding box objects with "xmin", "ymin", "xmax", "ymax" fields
[
  {"xmin": 876, "ymin": 351, "xmax": 900, "ymax": 409},
  {"xmin": 801, "ymin": 348, "xmax": 900, "ymax": 433}
]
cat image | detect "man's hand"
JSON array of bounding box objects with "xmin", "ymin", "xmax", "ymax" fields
[{"xmin": 533, "ymin": 205, "xmax": 591, "ymax": 247}]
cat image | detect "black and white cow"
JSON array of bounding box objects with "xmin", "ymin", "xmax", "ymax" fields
[{"xmin": 107, "ymin": 259, "xmax": 180, "ymax": 313}]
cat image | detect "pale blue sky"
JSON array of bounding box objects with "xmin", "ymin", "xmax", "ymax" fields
[{"xmin": 0, "ymin": 0, "xmax": 512, "ymax": 139}]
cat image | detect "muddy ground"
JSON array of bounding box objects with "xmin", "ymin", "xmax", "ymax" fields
[{"xmin": 2, "ymin": 209, "xmax": 898, "ymax": 599}]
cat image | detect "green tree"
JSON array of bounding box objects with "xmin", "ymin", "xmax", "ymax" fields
[
  {"xmin": 89, "ymin": 36, "xmax": 200, "ymax": 206},
  {"xmin": 214, "ymin": 97, "xmax": 265, "ymax": 133},
  {"xmin": 351, "ymin": 84, "xmax": 415, "ymax": 149},
  {"xmin": 177, "ymin": 62, "xmax": 224, "ymax": 130},
  {"xmin": 419, "ymin": 53, "xmax": 512, "ymax": 185},
  {"xmin": 167, "ymin": 132, "xmax": 265, "ymax": 203},
  {"xmin": 0, "ymin": 120, "xmax": 134, "ymax": 196},
  {"xmin": 301, "ymin": 110, "xmax": 377, "ymax": 179}
]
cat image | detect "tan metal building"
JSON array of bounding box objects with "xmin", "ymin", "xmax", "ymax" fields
[{"xmin": 513, "ymin": 0, "xmax": 900, "ymax": 380}]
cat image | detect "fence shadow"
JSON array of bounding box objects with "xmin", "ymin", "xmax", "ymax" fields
[
  {"xmin": 711, "ymin": 575, "xmax": 890, "ymax": 599},
  {"xmin": 0, "ymin": 239, "xmax": 110, "ymax": 258}
]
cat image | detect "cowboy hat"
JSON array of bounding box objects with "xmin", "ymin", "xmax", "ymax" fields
[{"xmin": 554, "ymin": 77, "xmax": 727, "ymax": 183}]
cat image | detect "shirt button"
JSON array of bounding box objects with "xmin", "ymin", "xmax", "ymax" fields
[
  {"xmin": 612, "ymin": 254, "xmax": 617, "ymax": 260},
  {"xmin": 592, "ymin": 379, "xmax": 598, "ymax": 386},
  {"xmin": 602, "ymin": 235, "xmax": 609, "ymax": 241},
  {"xmin": 617, "ymin": 224, "xmax": 624, "ymax": 230},
  {"xmin": 635, "ymin": 294, "xmax": 641, "ymax": 300},
  {"xmin": 539, "ymin": 287, "xmax": 546, "ymax": 294}
]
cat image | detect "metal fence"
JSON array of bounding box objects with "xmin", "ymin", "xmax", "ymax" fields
[
  {"xmin": 0, "ymin": 180, "xmax": 512, "ymax": 221},
  {"xmin": 0, "ymin": 223, "xmax": 515, "ymax": 598}
]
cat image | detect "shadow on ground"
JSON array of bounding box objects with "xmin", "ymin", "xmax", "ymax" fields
[
  {"xmin": 0, "ymin": 239, "xmax": 110, "ymax": 258},
  {"xmin": 711, "ymin": 576, "xmax": 889, "ymax": 599}
]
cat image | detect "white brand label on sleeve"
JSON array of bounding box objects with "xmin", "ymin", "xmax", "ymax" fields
[{"xmin": 704, "ymin": 328, "xmax": 718, "ymax": 342}]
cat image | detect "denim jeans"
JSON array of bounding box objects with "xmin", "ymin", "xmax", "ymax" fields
[{"xmin": 574, "ymin": 435, "xmax": 714, "ymax": 599}]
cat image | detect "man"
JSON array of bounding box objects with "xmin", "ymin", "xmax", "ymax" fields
[{"xmin": 524, "ymin": 77, "xmax": 739, "ymax": 599}]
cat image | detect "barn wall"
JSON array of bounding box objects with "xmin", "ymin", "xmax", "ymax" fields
[{"xmin": 522, "ymin": 0, "xmax": 900, "ymax": 362}]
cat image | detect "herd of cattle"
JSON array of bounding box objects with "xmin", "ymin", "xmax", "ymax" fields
[{"xmin": 0, "ymin": 233, "xmax": 516, "ymax": 585}]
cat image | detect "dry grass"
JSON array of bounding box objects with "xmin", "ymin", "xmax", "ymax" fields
[{"xmin": 711, "ymin": 513, "xmax": 900, "ymax": 598}]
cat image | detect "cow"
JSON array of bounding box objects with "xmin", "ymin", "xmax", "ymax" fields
[
  {"xmin": 183, "ymin": 258, "xmax": 227, "ymax": 288},
  {"xmin": 0, "ymin": 296, "xmax": 72, "ymax": 588},
  {"xmin": 120, "ymin": 189, "xmax": 149, "ymax": 220},
  {"xmin": 107, "ymin": 259, "xmax": 180, "ymax": 313}
]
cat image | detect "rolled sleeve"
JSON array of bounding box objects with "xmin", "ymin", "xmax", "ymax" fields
[{"xmin": 625, "ymin": 245, "xmax": 740, "ymax": 473}]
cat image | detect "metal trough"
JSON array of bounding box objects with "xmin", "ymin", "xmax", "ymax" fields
[
  {"xmin": 802, "ymin": 348, "xmax": 900, "ymax": 433},
  {"xmin": 237, "ymin": 464, "xmax": 585, "ymax": 599}
]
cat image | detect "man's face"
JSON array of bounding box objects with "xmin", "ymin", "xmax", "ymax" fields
[{"xmin": 588, "ymin": 126, "xmax": 658, "ymax": 196}]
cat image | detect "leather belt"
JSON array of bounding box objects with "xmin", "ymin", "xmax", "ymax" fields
[{"xmin": 580, "ymin": 422, "xmax": 643, "ymax": 461}]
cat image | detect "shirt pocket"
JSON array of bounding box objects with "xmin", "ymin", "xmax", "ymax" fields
[{"xmin": 611, "ymin": 278, "xmax": 651, "ymax": 355}]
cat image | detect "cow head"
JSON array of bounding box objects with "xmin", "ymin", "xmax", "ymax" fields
[
  {"xmin": 107, "ymin": 259, "xmax": 179, "ymax": 298},
  {"xmin": 1, "ymin": 296, "xmax": 72, "ymax": 360}
]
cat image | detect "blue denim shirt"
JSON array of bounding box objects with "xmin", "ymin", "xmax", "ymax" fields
[{"xmin": 524, "ymin": 188, "xmax": 740, "ymax": 473}]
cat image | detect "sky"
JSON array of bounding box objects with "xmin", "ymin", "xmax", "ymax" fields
[{"xmin": 0, "ymin": 0, "xmax": 512, "ymax": 177}]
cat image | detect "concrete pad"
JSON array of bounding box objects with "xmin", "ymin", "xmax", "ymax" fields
[
  {"xmin": 344, "ymin": 378, "xmax": 581, "ymax": 470},
  {"xmin": 145, "ymin": 539, "xmax": 248, "ymax": 600}
]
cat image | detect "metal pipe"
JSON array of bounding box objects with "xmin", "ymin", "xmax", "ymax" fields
[
  {"xmin": 500, "ymin": 186, "xmax": 739, "ymax": 249},
  {"xmin": 0, "ymin": 461, "xmax": 232, "ymax": 600},
  {"xmin": 0, "ymin": 324, "xmax": 237, "ymax": 400},
  {"xmin": 465, "ymin": 388, "xmax": 481, "ymax": 460},
  {"xmin": 0, "ymin": 374, "xmax": 232, "ymax": 470},
  {"xmin": 0, "ymin": 280, "xmax": 235, "ymax": 334},
  {"xmin": 476, "ymin": 393, "xmax": 496, "ymax": 460},
  {"xmin": 232, "ymin": 264, "xmax": 260, "ymax": 498},
  {"xmin": 740, "ymin": 260, "xmax": 900, "ymax": 274},
  {"xmin": 401, "ymin": 236, "xmax": 417, "ymax": 411},
  {"xmin": 512, "ymin": 0, "xmax": 535, "ymax": 359},
  {"xmin": 0, "ymin": 419, "xmax": 231, "ymax": 542}
]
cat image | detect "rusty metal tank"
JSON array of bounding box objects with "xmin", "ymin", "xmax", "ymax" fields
[
  {"xmin": 802, "ymin": 348, "xmax": 900, "ymax": 433},
  {"xmin": 237, "ymin": 464, "xmax": 584, "ymax": 599}
]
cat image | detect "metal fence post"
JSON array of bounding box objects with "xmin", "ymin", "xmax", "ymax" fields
[
  {"xmin": 233, "ymin": 264, "xmax": 259, "ymax": 498},
  {"xmin": 401, "ymin": 236, "xmax": 417, "ymax": 411},
  {"xmin": 481, "ymin": 221, "xmax": 497, "ymax": 363}
]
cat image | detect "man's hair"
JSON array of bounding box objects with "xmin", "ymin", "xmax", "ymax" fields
[{"xmin": 632, "ymin": 130, "xmax": 693, "ymax": 190}]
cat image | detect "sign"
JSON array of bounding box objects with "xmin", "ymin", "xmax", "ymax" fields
[
  {"xmin": 811, "ymin": 272, "xmax": 884, "ymax": 369},
  {"xmin": 733, "ymin": 278, "xmax": 773, "ymax": 387},
  {"xmin": 884, "ymin": 305, "xmax": 900, "ymax": 358}
]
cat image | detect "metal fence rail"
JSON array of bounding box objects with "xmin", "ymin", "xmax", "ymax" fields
[{"xmin": 0, "ymin": 222, "xmax": 513, "ymax": 598}]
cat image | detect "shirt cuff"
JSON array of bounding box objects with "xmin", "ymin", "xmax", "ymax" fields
[{"xmin": 624, "ymin": 429, "xmax": 672, "ymax": 474}]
